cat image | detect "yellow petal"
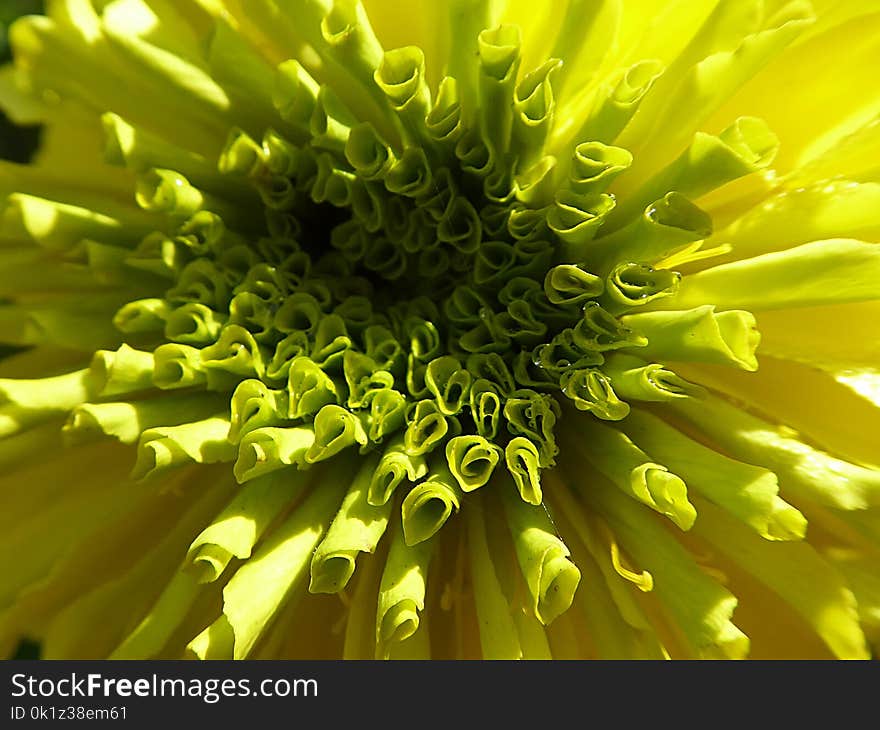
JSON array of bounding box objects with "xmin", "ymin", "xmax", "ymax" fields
[
  {"xmin": 707, "ymin": 11, "xmax": 880, "ymax": 175},
  {"xmin": 584, "ymin": 475, "xmax": 749, "ymax": 659},
  {"xmin": 692, "ymin": 498, "xmax": 870, "ymax": 659},
  {"xmin": 677, "ymin": 356, "xmax": 880, "ymax": 467},
  {"xmin": 756, "ymin": 300, "xmax": 880, "ymax": 372}
]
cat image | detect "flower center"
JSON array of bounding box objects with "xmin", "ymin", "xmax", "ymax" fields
[{"xmin": 87, "ymin": 20, "xmax": 768, "ymax": 548}]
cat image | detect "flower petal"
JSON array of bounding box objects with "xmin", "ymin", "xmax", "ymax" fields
[{"xmin": 692, "ymin": 498, "xmax": 870, "ymax": 659}]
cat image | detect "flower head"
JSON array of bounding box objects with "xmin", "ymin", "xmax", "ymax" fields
[{"xmin": 0, "ymin": 0, "xmax": 879, "ymax": 659}]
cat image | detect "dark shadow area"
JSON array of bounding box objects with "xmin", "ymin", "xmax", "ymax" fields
[
  {"xmin": 11, "ymin": 639, "xmax": 41, "ymax": 660},
  {"xmin": 0, "ymin": 114, "xmax": 41, "ymax": 163}
]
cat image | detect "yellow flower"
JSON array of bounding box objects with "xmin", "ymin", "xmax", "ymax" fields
[{"xmin": 0, "ymin": 0, "xmax": 879, "ymax": 660}]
